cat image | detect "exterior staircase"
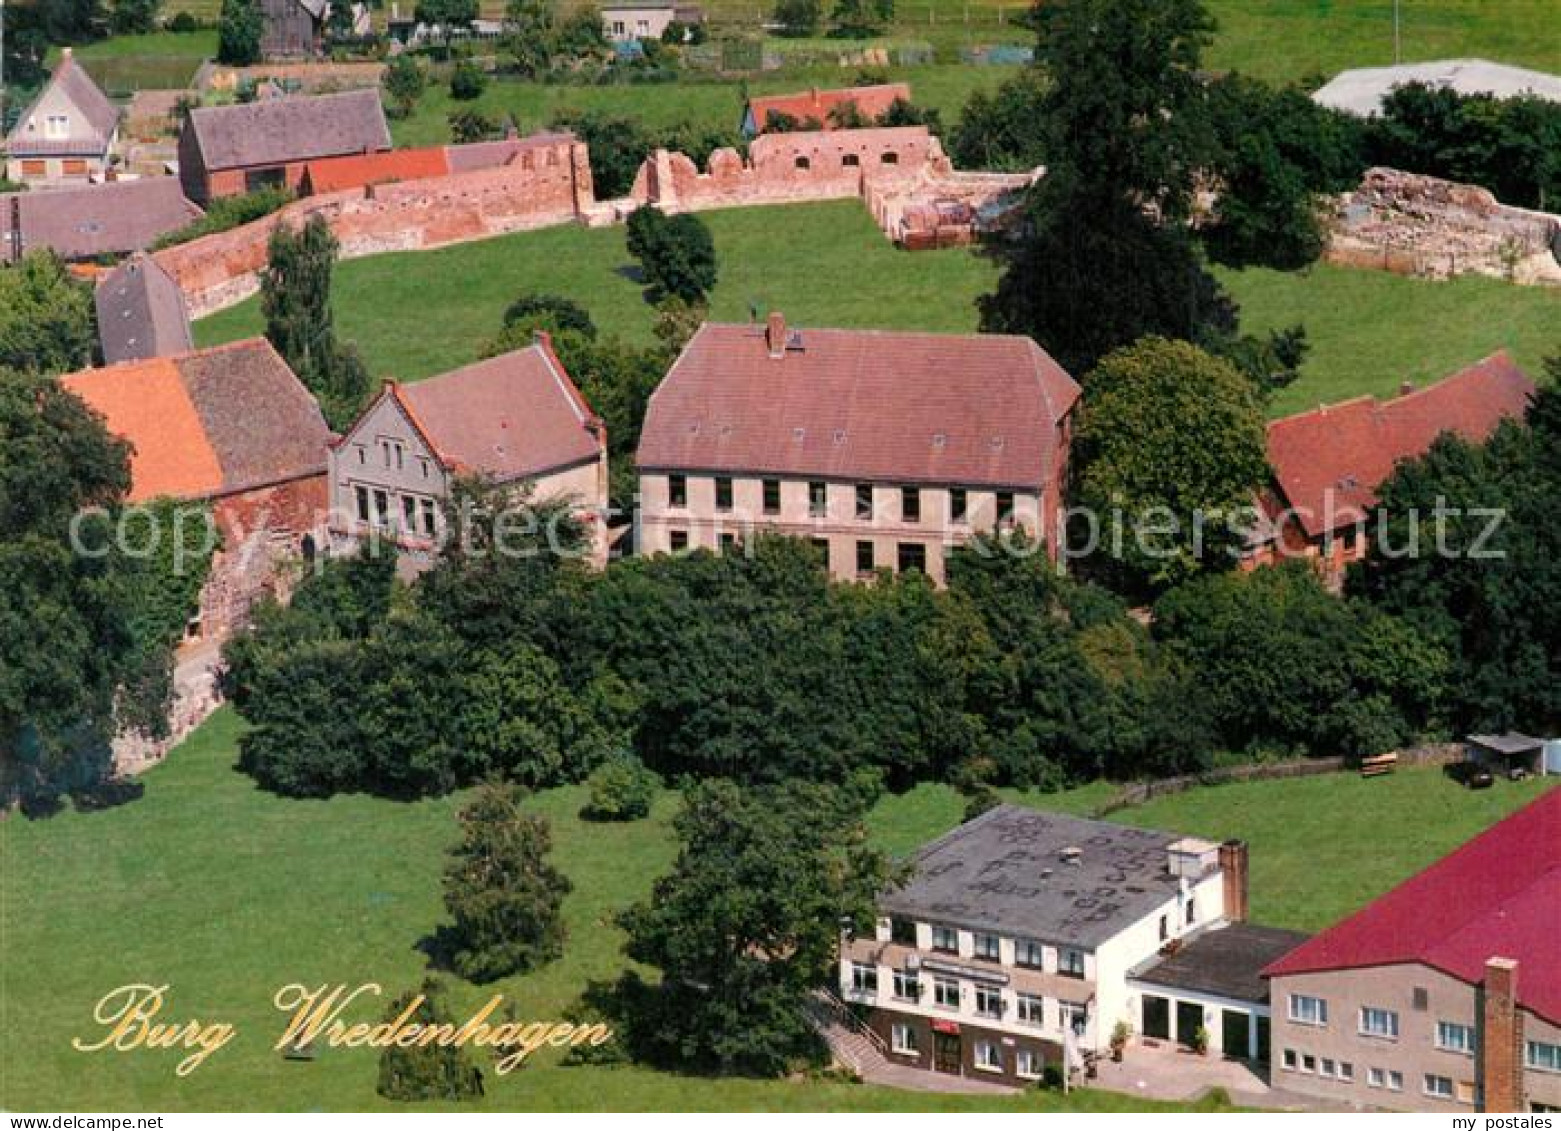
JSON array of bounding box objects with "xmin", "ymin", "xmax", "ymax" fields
[{"xmin": 805, "ymin": 989, "xmax": 892, "ymax": 1078}]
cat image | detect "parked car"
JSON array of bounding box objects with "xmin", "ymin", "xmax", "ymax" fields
[{"xmin": 1444, "ymin": 761, "xmax": 1495, "ymax": 789}]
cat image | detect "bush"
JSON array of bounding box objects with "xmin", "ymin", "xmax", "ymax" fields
[
  {"xmin": 152, "ymin": 186, "xmax": 293, "ymax": 250},
  {"xmin": 624, "ymin": 205, "xmax": 717, "ymax": 304},
  {"xmin": 375, "ymin": 979, "xmax": 485, "ymax": 1102},
  {"xmin": 581, "ymin": 753, "xmax": 658, "ymax": 821},
  {"xmin": 448, "ymin": 108, "xmax": 498, "ymax": 143},
  {"xmin": 449, "ymin": 59, "xmax": 487, "ymax": 100},
  {"xmin": 167, "ymin": 10, "xmax": 199, "ymax": 30}
]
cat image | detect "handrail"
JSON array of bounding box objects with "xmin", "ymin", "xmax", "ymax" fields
[{"xmin": 810, "ymin": 987, "xmax": 888, "ymax": 1055}]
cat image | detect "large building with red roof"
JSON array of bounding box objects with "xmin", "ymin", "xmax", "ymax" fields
[
  {"xmin": 1263, "ymin": 787, "xmax": 1561, "ymax": 1112},
  {"xmin": 1246, "ymin": 351, "xmax": 1537, "ymax": 582},
  {"xmin": 327, "ymin": 338, "xmax": 609, "ymax": 567},
  {"xmin": 635, "ymin": 314, "xmax": 1081, "ymax": 582}
]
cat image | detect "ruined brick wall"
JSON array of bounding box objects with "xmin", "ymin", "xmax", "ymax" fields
[
  {"xmin": 1328, "ymin": 167, "xmax": 1561, "ymax": 286},
  {"xmin": 155, "ymin": 136, "xmax": 593, "ymax": 318},
  {"xmin": 630, "ymin": 126, "xmax": 945, "ymax": 213}
]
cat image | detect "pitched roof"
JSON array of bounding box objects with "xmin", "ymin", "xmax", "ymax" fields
[
  {"xmin": 184, "ymin": 88, "xmax": 391, "ymax": 171},
  {"xmin": 60, "ymin": 338, "xmax": 331, "ymax": 502},
  {"xmin": 1266, "ymin": 351, "xmax": 1536, "ymax": 538},
  {"xmin": 636, "ymin": 321, "xmax": 1080, "ymax": 488},
  {"xmin": 95, "ymin": 254, "xmax": 194, "ymax": 364},
  {"xmin": 880, "ymin": 804, "xmax": 1210, "ymax": 949},
  {"xmin": 300, "ymin": 145, "xmax": 450, "ymax": 194},
  {"xmin": 1131, "ymin": 923, "xmax": 1311, "ymax": 1004},
  {"xmin": 1, "ymin": 177, "xmax": 202, "ymax": 263},
  {"xmin": 745, "ymin": 83, "xmax": 912, "ymax": 131},
  {"xmin": 386, "ymin": 340, "xmax": 602, "ymax": 482},
  {"xmin": 4, "ymin": 50, "xmax": 120, "ymax": 156},
  {"xmin": 442, "ymin": 131, "xmax": 576, "ymax": 173},
  {"xmin": 1263, "ymin": 788, "xmax": 1561, "ymax": 1025}
]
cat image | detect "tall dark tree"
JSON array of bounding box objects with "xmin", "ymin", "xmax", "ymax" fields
[
  {"xmin": 625, "ymin": 205, "xmax": 717, "ymax": 305},
  {"xmin": 259, "ymin": 215, "xmax": 370, "ymax": 428},
  {"xmin": 0, "ymin": 251, "xmax": 97, "ymax": 376},
  {"xmin": 979, "ymin": 0, "xmax": 1231, "ymax": 375},
  {"xmin": 442, "ymin": 780, "xmax": 572, "ymax": 982},
  {"xmin": 612, "ymin": 779, "xmax": 894, "ymax": 1076},
  {"xmin": 217, "ymin": 0, "xmax": 264, "ymax": 65}
]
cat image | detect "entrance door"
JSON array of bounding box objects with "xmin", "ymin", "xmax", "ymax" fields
[
  {"xmin": 1175, "ymin": 1001, "xmax": 1204, "ymax": 1049},
  {"xmin": 1255, "ymin": 1015, "xmax": 1271, "ymax": 1064},
  {"xmin": 1221, "ymin": 1009, "xmax": 1250, "ymax": 1060},
  {"xmin": 933, "ymin": 1032, "xmax": 962, "ymax": 1074},
  {"xmin": 1141, "ymin": 995, "xmax": 1171, "ymax": 1040}
]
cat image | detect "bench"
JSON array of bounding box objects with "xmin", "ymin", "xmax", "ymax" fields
[{"xmin": 1360, "ymin": 752, "xmax": 1399, "ymax": 778}]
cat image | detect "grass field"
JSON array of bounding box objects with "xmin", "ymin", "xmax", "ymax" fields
[
  {"xmin": 2, "ymin": 710, "xmax": 1549, "ymax": 1110},
  {"xmin": 47, "ymin": 31, "xmax": 215, "ymax": 93},
  {"xmin": 194, "ymin": 199, "xmax": 1560, "ymax": 414}
]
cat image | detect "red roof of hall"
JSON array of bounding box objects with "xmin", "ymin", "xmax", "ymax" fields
[
  {"xmin": 636, "ymin": 321, "xmax": 1080, "ymax": 488},
  {"xmin": 1263, "ymin": 787, "xmax": 1561, "ymax": 1025},
  {"xmin": 300, "ymin": 146, "xmax": 451, "ymax": 194},
  {"xmin": 389, "ymin": 340, "xmax": 602, "ymax": 482},
  {"xmin": 1266, "ymin": 351, "xmax": 1535, "ymax": 538},
  {"xmin": 746, "ymin": 83, "xmax": 911, "ymax": 130}
]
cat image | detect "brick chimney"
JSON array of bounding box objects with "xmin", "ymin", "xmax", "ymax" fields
[
  {"xmin": 1480, "ymin": 957, "xmax": 1524, "ymax": 1113},
  {"xmin": 766, "ymin": 311, "xmax": 786, "ymax": 359},
  {"xmin": 1219, "ymin": 840, "xmax": 1249, "ymax": 923}
]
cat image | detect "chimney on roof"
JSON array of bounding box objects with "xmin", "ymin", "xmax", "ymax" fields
[
  {"xmin": 766, "ymin": 311, "xmax": 786, "ymax": 359},
  {"xmin": 1219, "ymin": 840, "xmax": 1249, "ymax": 923},
  {"xmin": 1399, "ymin": 380, "xmax": 1415, "ymax": 397},
  {"xmin": 1480, "ymin": 957, "xmax": 1525, "ymax": 1113}
]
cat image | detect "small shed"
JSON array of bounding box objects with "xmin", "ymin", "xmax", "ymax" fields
[{"xmin": 1467, "ymin": 733, "xmax": 1549, "ymax": 777}]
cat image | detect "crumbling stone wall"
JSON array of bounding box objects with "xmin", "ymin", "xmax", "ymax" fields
[
  {"xmin": 155, "ymin": 135, "xmax": 594, "ymax": 317},
  {"xmin": 1328, "ymin": 167, "xmax": 1561, "ymax": 286}
]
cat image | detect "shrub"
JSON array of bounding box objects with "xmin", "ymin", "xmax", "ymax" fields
[
  {"xmin": 375, "ymin": 979, "xmax": 485, "ymax": 1101},
  {"xmin": 448, "ymin": 108, "xmax": 498, "ymax": 143},
  {"xmin": 152, "ymin": 186, "xmax": 294, "ymax": 250},
  {"xmin": 449, "ymin": 59, "xmax": 487, "ymax": 100},
  {"xmin": 581, "ymin": 753, "xmax": 658, "ymax": 821},
  {"xmin": 167, "ymin": 10, "xmax": 199, "ymax": 31}
]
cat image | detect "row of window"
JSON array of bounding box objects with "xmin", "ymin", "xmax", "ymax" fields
[
  {"xmin": 354, "ymin": 484, "xmax": 438, "ymax": 538},
  {"xmin": 791, "ymin": 152, "xmax": 899, "ymax": 173},
  {"xmin": 887, "ymin": 1025, "xmax": 1044, "ymax": 1078},
  {"xmin": 1281, "ymin": 1050, "xmax": 1474, "ymax": 1103},
  {"xmin": 909, "ymin": 920, "xmax": 1087, "ymax": 978},
  {"xmin": 663, "ymin": 531, "xmax": 931, "ymax": 576},
  {"xmin": 849, "ymin": 963, "xmax": 1087, "ymax": 1031},
  {"xmin": 354, "ymin": 439, "xmax": 432, "ymax": 479},
  {"xmin": 666, "ymin": 475, "xmax": 1016, "ymax": 526},
  {"xmin": 1285, "ymin": 995, "xmax": 1548, "ymax": 1065}
]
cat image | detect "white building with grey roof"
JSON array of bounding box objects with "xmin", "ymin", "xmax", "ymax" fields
[{"xmin": 837, "ymin": 804, "xmax": 1252, "ymax": 1086}]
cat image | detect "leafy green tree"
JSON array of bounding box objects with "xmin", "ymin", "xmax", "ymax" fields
[
  {"xmin": 448, "ymin": 108, "xmax": 499, "ymax": 143},
  {"xmin": 217, "ymin": 0, "xmax": 263, "ymax": 65},
  {"xmin": 415, "ymin": 0, "xmax": 479, "ymax": 53},
  {"xmin": 502, "ymin": 292, "xmax": 598, "ymax": 340},
  {"xmin": 979, "ymin": 0, "xmax": 1230, "ymax": 374},
  {"xmin": 1072, "ymin": 337, "xmax": 1269, "ymax": 590},
  {"xmin": 382, "ymin": 54, "xmax": 428, "ymax": 118},
  {"xmin": 449, "ymin": 59, "xmax": 487, "ymax": 100},
  {"xmin": 110, "ymin": 0, "xmax": 161, "ymax": 34},
  {"xmin": 503, "ymin": 0, "xmax": 556, "ymax": 74},
  {"xmin": 582, "ymin": 752, "xmax": 658, "ymax": 820},
  {"xmin": 375, "ymin": 979, "xmax": 485, "ymax": 1101},
  {"xmin": 0, "ymin": 252, "xmax": 96, "ymax": 375},
  {"xmin": 550, "ymin": 110, "xmax": 652, "ymax": 198},
  {"xmin": 949, "ymin": 69, "xmax": 1049, "ymax": 169},
  {"xmin": 772, "ymin": 0, "xmax": 820, "ymax": 35},
  {"xmin": 442, "ymin": 780, "xmax": 572, "ymax": 981},
  {"xmin": 555, "ymin": 5, "xmax": 608, "ymax": 55},
  {"xmin": 259, "ymin": 215, "xmax": 370, "ymax": 428},
  {"xmin": 612, "ymin": 779, "xmax": 894, "ymax": 1076},
  {"xmin": 625, "ymin": 205, "xmax": 717, "ymax": 304},
  {"xmin": 829, "ymin": 0, "xmax": 891, "ymax": 36}
]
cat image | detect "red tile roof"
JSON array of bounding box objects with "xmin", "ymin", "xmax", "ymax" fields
[
  {"xmin": 745, "ymin": 83, "xmax": 911, "ymax": 132},
  {"xmin": 1263, "ymin": 788, "xmax": 1561, "ymax": 1025},
  {"xmin": 61, "ymin": 338, "xmax": 330, "ymax": 503},
  {"xmin": 300, "ymin": 146, "xmax": 451, "ymax": 194},
  {"xmin": 1266, "ymin": 351, "xmax": 1536, "ymax": 539},
  {"xmin": 389, "ymin": 340, "xmax": 602, "ymax": 482},
  {"xmin": 636, "ymin": 321, "xmax": 1080, "ymax": 488}
]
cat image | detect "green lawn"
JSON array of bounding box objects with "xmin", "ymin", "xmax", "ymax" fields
[
  {"xmin": 47, "ymin": 31, "xmax": 215, "ymax": 93},
  {"xmin": 2, "ymin": 710, "xmax": 1548, "ymax": 1109},
  {"xmin": 195, "ymin": 198, "xmax": 1560, "ymax": 414},
  {"xmin": 0, "ymin": 710, "xmax": 1226, "ymax": 1112}
]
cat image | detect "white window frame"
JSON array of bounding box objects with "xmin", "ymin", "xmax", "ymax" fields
[
  {"xmin": 1288, "ymin": 994, "xmax": 1328, "ymax": 1026},
  {"xmin": 1386, "ymin": 1070, "xmax": 1403, "ymax": 1092},
  {"xmin": 1060, "ymin": 1000, "xmax": 1087, "ymax": 1036},
  {"xmin": 974, "ymin": 985, "xmax": 1003, "ymax": 1018},
  {"xmin": 1423, "ymin": 1073, "xmax": 1454, "ymax": 1100},
  {"xmin": 1282, "ymin": 1049, "xmax": 1298, "ymax": 1071},
  {"xmin": 1016, "ymin": 993, "xmax": 1044, "ymax": 1026},
  {"xmin": 973, "ymin": 1040, "xmax": 1002, "ymax": 1072},
  {"xmin": 890, "ymin": 1022, "xmax": 917, "ymax": 1055},
  {"xmin": 850, "ymin": 962, "xmax": 877, "ymax": 994},
  {"xmin": 1058, "ymin": 947, "xmax": 1086, "ymax": 978},
  {"xmin": 1016, "ymin": 1047, "xmax": 1043, "ymax": 1079},
  {"xmin": 891, "ymin": 969, "xmax": 919, "ymax": 1002},
  {"xmin": 1367, "ymin": 1066, "xmax": 1384, "ymax": 1088},
  {"xmin": 1359, "ymin": 1006, "xmax": 1400, "ymax": 1040},
  {"xmin": 1014, "ymin": 938, "xmax": 1044, "ymax": 968},
  {"xmin": 972, "ymin": 932, "xmax": 1001, "ymax": 961},
  {"xmin": 931, "ymin": 925, "xmax": 958, "ymax": 953},
  {"xmin": 1436, "ymin": 1021, "xmax": 1475, "ymax": 1055},
  {"xmin": 933, "ymin": 977, "xmax": 959, "ymax": 1009},
  {"xmin": 1528, "ymin": 1041, "xmax": 1561, "ymax": 1073}
]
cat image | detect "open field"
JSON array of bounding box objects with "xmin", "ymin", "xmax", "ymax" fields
[
  {"xmin": 2, "ymin": 709, "xmax": 1549, "ymax": 1109},
  {"xmin": 46, "ymin": 31, "xmax": 215, "ymax": 93},
  {"xmin": 194, "ymin": 199, "xmax": 1561, "ymax": 412}
]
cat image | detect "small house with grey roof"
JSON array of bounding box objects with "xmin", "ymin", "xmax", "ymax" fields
[
  {"xmin": 177, "ymin": 88, "xmax": 392, "ymax": 204},
  {"xmin": 96, "ymin": 255, "xmax": 194, "ymax": 364},
  {"xmin": 838, "ymin": 804, "xmax": 1258, "ymax": 1087},
  {"xmin": 3, "ymin": 49, "xmax": 120, "ymax": 184}
]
